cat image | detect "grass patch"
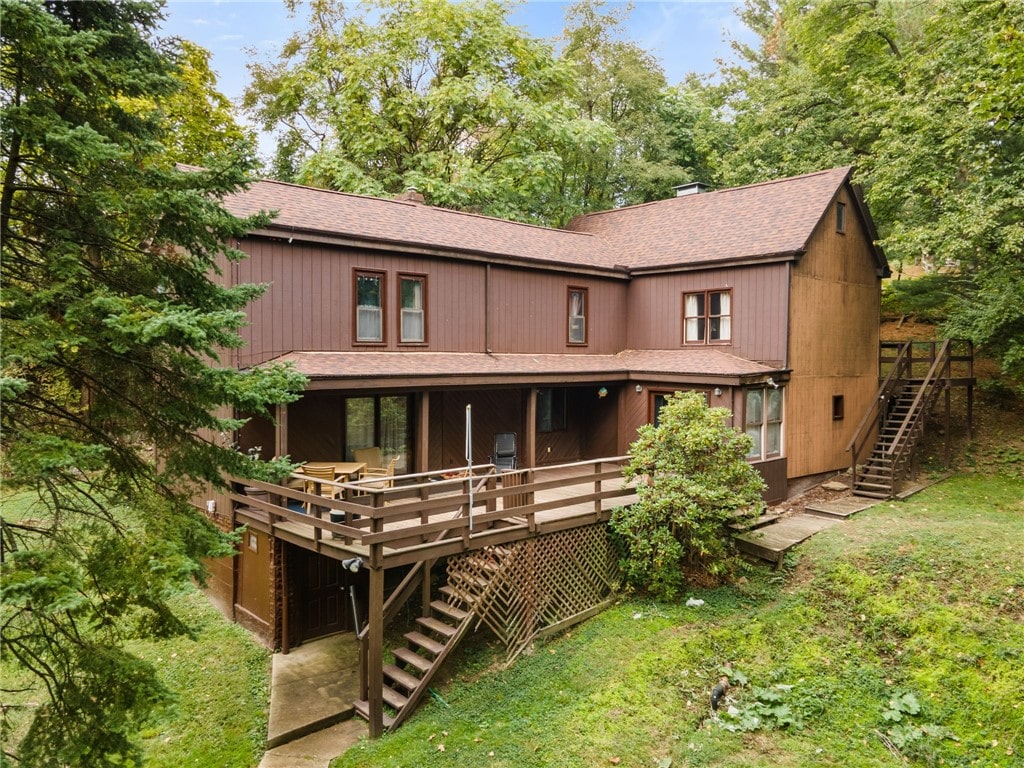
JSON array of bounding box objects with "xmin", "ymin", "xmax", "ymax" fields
[
  {"xmin": 1, "ymin": 487, "xmax": 270, "ymax": 766},
  {"xmin": 333, "ymin": 474, "xmax": 1024, "ymax": 767},
  {"xmin": 127, "ymin": 585, "xmax": 271, "ymax": 767}
]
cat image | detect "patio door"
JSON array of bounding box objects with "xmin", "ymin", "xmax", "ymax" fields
[{"xmin": 345, "ymin": 395, "xmax": 410, "ymax": 473}]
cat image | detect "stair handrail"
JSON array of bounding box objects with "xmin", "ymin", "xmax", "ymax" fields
[
  {"xmin": 885, "ymin": 338, "xmax": 951, "ymax": 460},
  {"xmin": 386, "ymin": 546, "xmax": 511, "ymax": 732},
  {"xmin": 847, "ymin": 340, "xmax": 912, "ymax": 482},
  {"xmin": 356, "ymin": 522, "xmax": 464, "ymax": 721},
  {"xmin": 881, "ymin": 340, "xmax": 951, "ymax": 495}
]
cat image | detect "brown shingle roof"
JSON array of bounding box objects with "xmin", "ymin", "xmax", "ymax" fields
[
  {"xmin": 566, "ymin": 167, "xmax": 853, "ymax": 270},
  {"xmin": 224, "ymin": 166, "xmax": 862, "ymax": 273},
  {"xmin": 262, "ymin": 349, "xmax": 780, "ymax": 383},
  {"xmin": 225, "ymin": 180, "xmax": 622, "ymax": 272}
]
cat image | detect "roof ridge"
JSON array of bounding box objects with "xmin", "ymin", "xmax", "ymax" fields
[
  {"xmin": 250, "ymin": 177, "xmax": 597, "ymax": 238},
  {"xmin": 573, "ymin": 166, "xmax": 852, "ymax": 222}
]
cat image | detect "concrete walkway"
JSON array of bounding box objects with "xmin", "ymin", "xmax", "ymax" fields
[{"xmin": 258, "ymin": 633, "xmax": 367, "ymax": 768}]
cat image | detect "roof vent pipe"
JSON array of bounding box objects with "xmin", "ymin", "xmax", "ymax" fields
[
  {"xmin": 396, "ymin": 187, "xmax": 425, "ymax": 203},
  {"xmin": 673, "ymin": 182, "xmax": 709, "ymax": 197}
]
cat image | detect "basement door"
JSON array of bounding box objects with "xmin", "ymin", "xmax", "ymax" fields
[{"xmin": 290, "ymin": 547, "xmax": 352, "ymax": 642}]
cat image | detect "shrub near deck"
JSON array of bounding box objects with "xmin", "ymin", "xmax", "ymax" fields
[{"xmin": 332, "ymin": 474, "xmax": 1024, "ymax": 768}]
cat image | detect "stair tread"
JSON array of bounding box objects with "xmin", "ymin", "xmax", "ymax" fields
[
  {"xmin": 431, "ymin": 599, "xmax": 470, "ymax": 622},
  {"xmin": 439, "ymin": 585, "xmax": 477, "ymax": 603},
  {"xmin": 405, "ymin": 630, "xmax": 446, "ymax": 656},
  {"xmin": 384, "ymin": 663, "xmax": 421, "ymax": 692},
  {"xmin": 393, "ymin": 647, "xmax": 433, "ymax": 673},
  {"xmin": 382, "ymin": 685, "xmax": 409, "ymax": 709},
  {"xmin": 353, "ymin": 700, "xmax": 395, "ymax": 729},
  {"xmin": 417, "ymin": 616, "xmax": 458, "ymax": 638}
]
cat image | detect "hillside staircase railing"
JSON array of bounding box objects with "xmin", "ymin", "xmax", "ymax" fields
[{"xmin": 847, "ymin": 339, "xmax": 974, "ymax": 499}]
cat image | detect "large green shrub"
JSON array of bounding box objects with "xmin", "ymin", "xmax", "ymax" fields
[{"xmin": 611, "ymin": 391, "xmax": 766, "ymax": 598}]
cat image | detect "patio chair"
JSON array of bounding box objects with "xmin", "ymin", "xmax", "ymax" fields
[
  {"xmin": 297, "ymin": 464, "xmax": 339, "ymax": 513},
  {"xmin": 353, "ymin": 446, "xmax": 383, "ymax": 470},
  {"xmin": 358, "ymin": 455, "xmax": 399, "ymax": 490},
  {"xmin": 491, "ymin": 432, "xmax": 517, "ymax": 472}
]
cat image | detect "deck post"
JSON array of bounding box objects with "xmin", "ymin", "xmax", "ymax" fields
[
  {"xmin": 275, "ymin": 403, "xmax": 288, "ymax": 458},
  {"xmin": 367, "ymin": 546, "xmax": 385, "ymax": 738},
  {"xmin": 524, "ymin": 388, "xmax": 537, "ymax": 469}
]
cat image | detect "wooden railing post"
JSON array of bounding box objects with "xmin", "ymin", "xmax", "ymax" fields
[{"xmin": 367, "ymin": 554, "xmax": 384, "ymax": 738}]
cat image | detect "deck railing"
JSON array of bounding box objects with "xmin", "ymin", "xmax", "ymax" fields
[{"xmin": 226, "ymin": 456, "xmax": 634, "ymax": 568}]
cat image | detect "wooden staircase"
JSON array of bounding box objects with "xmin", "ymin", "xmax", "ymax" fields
[
  {"xmin": 852, "ymin": 381, "xmax": 943, "ymax": 498},
  {"xmin": 848, "ymin": 339, "xmax": 970, "ymax": 499},
  {"xmin": 354, "ymin": 547, "xmax": 509, "ymax": 731}
]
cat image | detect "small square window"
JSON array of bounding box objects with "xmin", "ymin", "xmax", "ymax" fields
[
  {"xmin": 684, "ymin": 289, "xmax": 731, "ymax": 345},
  {"xmin": 836, "ymin": 202, "xmax": 846, "ymax": 234},
  {"xmin": 832, "ymin": 395, "xmax": 845, "ymax": 421}
]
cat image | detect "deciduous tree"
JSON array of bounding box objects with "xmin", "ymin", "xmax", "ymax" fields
[
  {"xmin": 243, "ymin": 0, "xmax": 610, "ymax": 225},
  {"xmin": 0, "ymin": 1, "xmax": 304, "ymax": 763},
  {"xmin": 706, "ymin": 0, "xmax": 1024, "ymax": 386}
]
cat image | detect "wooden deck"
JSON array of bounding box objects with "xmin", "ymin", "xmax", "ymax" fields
[{"xmin": 229, "ymin": 459, "xmax": 638, "ymax": 570}]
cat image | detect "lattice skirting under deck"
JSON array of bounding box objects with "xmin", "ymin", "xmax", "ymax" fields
[{"xmin": 445, "ymin": 523, "xmax": 621, "ymax": 664}]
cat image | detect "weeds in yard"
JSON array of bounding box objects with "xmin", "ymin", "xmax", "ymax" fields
[{"xmin": 332, "ymin": 474, "xmax": 1024, "ymax": 768}]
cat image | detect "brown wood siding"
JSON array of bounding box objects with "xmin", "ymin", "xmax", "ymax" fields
[
  {"xmin": 438, "ymin": 389, "xmax": 524, "ymax": 470},
  {"xmin": 786, "ymin": 187, "xmax": 882, "ymax": 478},
  {"xmin": 236, "ymin": 527, "xmax": 273, "ymax": 624},
  {"xmin": 487, "ymin": 267, "xmax": 627, "ymax": 354},
  {"xmin": 284, "ymin": 393, "xmax": 344, "ymax": 461},
  {"xmin": 752, "ymin": 456, "xmax": 788, "ymax": 503},
  {"xmin": 234, "ymin": 240, "xmax": 627, "ymax": 365},
  {"xmin": 626, "ymin": 264, "xmax": 789, "ymax": 365}
]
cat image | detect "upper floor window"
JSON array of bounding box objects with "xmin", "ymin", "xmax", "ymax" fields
[
  {"xmin": 684, "ymin": 289, "xmax": 731, "ymax": 344},
  {"xmin": 355, "ymin": 270, "xmax": 384, "ymax": 343},
  {"xmin": 836, "ymin": 201, "xmax": 847, "ymax": 233},
  {"xmin": 399, "ymin": 274, "xmax": 426, "ymax": 343},
  {"xmin": 745, "ymin": 386, "xmax": 783, "ymax": 460},
  {"xmin": 568, "ymin": 287, "xmax": 587, "ymax": 345}
]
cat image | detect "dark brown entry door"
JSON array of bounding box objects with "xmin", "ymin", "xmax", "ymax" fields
[{"xmin": 292, "ymin": 547, "xmax": 350, "ymax": 642}]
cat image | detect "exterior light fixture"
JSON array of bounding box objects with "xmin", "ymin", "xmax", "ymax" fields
[
  {"xmin": 635, "ymin": 384, "xmax": 643, "ymax": 393},
  {"xmin": 342, "ymin": 557, "xmax": 363, "ymax": 573},
  {"xmin": 713, "ymin": 387, "xmax": 723, "ymax": 397}
]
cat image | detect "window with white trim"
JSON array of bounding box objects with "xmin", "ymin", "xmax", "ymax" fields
[
  {"xmin": 399, "ymin": 274, "xmax": 425, "ymax": 343},
  {"xmin": 355, "ymin": 270, "xmax": 384, "ymax": 343},
  {"xmin": 568, "ymin": 287, "xmax": 587, "ymax": 345},
  {"xmin": 684, "ymin": 289, "xmax": 731, "ymax": 344},
  {"xmin": 745, "ymin": 386, "xmax": 783, "ymax": 460}
]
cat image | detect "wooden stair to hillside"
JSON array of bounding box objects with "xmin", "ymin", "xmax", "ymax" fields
[
  {"xmin": 354, "ymin": 547, "xmax": 510, "ymax": 731},
  {"xmin": 849, "ymin": 339, "xmax": 973, "ymax": 500},
  {"xmin": 852, "ymin": 382, "xmax": 941, "ymax": 498}
]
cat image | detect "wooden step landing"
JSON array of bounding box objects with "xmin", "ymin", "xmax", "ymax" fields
[
  {"xmin": 734, "ymin": 512, "xmax": 839, "ymax": 568},
  {"xmin": 804, "ymin": 497, "xmax": 877, "ymax": 520}
]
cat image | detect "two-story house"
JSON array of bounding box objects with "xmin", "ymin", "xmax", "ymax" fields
[{"xmin": 204, "ymin": 166, "xmax": 889, "ymax": 649}]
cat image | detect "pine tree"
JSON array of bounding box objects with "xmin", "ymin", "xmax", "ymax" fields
[{"xmin": 1, "ymin": 2, "xmax": 305, "ymax": 763}]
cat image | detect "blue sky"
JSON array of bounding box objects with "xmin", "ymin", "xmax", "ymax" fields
[{"xmin": 158, "ymin": 0, "xmax": 753, "ymax": 102}]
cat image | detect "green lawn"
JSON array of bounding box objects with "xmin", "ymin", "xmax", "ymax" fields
[
  {"xmin": 1, "ymin": 489, "xmax": 271, "ymax": 767},
  {"xmin": 129, "ymin": 586, "xmax": 271, "ymax": 767},
  {"xmin": 334, "ymin": 474, "xmax": 1024, "ymax": 768}
]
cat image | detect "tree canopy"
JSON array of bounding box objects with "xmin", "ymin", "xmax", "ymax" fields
[
  {"xmin": 244, "ymin": 0, "xmax": 611, "ymax": 225},
  {"xmin": 0, "ymin": 1, "xmax": 304, "ymax": 763},
  {"xmin": 706, "ymin": 0, "xmax": 1024, "ymax": 385}
]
